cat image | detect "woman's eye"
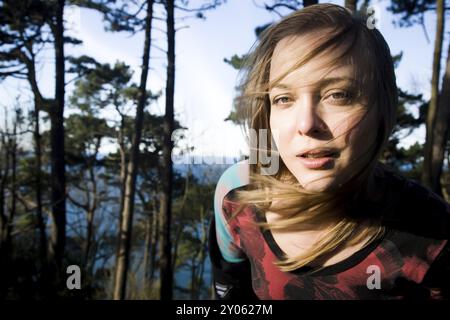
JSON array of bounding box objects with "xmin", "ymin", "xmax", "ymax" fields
[
  {"xmin": 331, "ymin": 92, "xmax": 348, "ymax": 99},
  {"xmin": 325, "ymin": 90, "xmax": 353, "ymax": 104},
  {"xmin": 272, "ymin": 96, "xmax": 292, "ymax": 105}
]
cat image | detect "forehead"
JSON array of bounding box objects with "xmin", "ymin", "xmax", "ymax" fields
[{"xmin": 269, "ymin": 34, "xmax": 356, "ymax": 87}]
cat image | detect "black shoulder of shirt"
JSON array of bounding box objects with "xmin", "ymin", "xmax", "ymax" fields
[
  {"xmin": 421, "ymin": 240, "xmax": 450, "ymax": 299},
  {"xmin": 375, "ymin": 170, "xmax": 450, "ymax": 299},
  {"xmin": 379, "ymin": 170, "xmax": 450, "ymax": 240},
  {"xmin": 208, "ymin": 213, "xmax": 259, "ymax": 300},
  {"xmin": 223, "ymin": 185, "xmax": 247, "ymax": 202}
]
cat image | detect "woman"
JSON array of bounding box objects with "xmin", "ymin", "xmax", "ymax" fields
[{"xmin": 209, "ymin": 4, "xmax": 450, "ymax": 300}]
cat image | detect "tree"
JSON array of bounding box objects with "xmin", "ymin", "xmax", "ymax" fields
[
  {"xmin": 432, "ymin": 43, "xmax": 450, "ymax": 201},
  {"xmin": 156, "ymin": 0, "xmax": 225, "ymax": 300},
  {"xmin": 0, "ymin": 0, "xmax": 69, "ymax": 294},
  {"xmin": 46, "ymin": 0, "xmax": 67, "ymax": 288},
  {"xmin": 345, "ymin": 0, "xmax": 358, "ymax": 12},
  {"xmin": 170, "ymin": 171, "xmax": 215, "ymax": 299},
  {"xmin": 113, "ymin": 0, "xmax": 155, "ymax": 300},
  {"xmin": 425, "ymin": 0, "xmax": 447, "ymax": 195},
  {"xmin": 303, "ymin": 0, "xmax": 317, "ymax": 6},
  {"xmin": 64, "ymin": 112, "xmax": 112, "ymax": 277},
  {"xmin": 389, "ymin": 0, "xmax": 449, "ymax": 196},
  {"xmin": 160, "ymin": 0, "xmax": 175, "ymax": 301},
  {"xmin": 259, "ymin": 0, "xmax": 317, "ymax": 17},
  {"xmin": 0, "ymin": 0, "xmax": 53, "ymax": 283},
  {"xmin": 0, "ymin": 107, "xmax": 22, "ymax": 297},
  {"xmin": 0, "ymin": 0, "xmax": 146, "ymax": 298}
]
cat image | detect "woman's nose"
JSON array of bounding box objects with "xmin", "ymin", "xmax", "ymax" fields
[{"xmin": 295, "ymin": 95, "xmax": 326, "ymax": 136}]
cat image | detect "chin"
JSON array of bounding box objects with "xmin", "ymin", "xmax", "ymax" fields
[
  {"xmin": 301, "ymin": 180, "xmax": 333, "ymax": 193},
  {"xmin": 292, "ymin": 171, "xmax": 337, "ymax": 193}
]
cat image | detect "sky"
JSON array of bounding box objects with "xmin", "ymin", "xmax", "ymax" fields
[{"xmin": 1, "ymin": 0, "xmax": 449, "ymax": 161}]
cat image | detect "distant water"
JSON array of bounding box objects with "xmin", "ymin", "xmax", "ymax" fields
[{"xmin": 174, "ymin": 157, "xmax": 242, "ymax": 184}]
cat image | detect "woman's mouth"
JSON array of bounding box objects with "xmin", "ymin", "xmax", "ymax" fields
[{"xmin": 296, "ymin": 148, "xmax": 339, "ymax": 169}]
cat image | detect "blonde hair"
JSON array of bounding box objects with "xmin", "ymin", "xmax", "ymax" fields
[{"xmin": 232, "ymin": 4, "xmax": 398, "ymax": 272}]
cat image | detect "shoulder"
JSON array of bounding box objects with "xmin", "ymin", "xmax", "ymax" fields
[
  {"xmin": 366, "ymin": 169, "xmax": 450, "ymax": 296},
  {"xmin": 380, "ymin": 169, "xmax": 450, "ymax": 240},
  {"xmin": 214, "ymin": 159, "xmax": 250, "ymax": 217},
  {"xmin": 212, "ymin": 160, "xmax": 253, "ymax": 263}
]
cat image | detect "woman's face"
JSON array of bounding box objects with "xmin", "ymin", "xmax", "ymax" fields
[{"xmin": 269, "ymin": 34, "xmax": 377, "ymax": 192}]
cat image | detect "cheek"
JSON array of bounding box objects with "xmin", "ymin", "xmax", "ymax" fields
[
  {"xmin": 269, "ymin": 113, "xmax": 295, "ymax": 154},
  {"xmin": 342, "ymin": 111, "xmax": 377, "ymax": 155},
  {"xmin": 327, "ymin": 111, "xmax": 362, "ymax": 137}
]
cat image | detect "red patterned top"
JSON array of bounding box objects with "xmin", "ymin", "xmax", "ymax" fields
[{"xmin": 211, "ymin": 168, "xmax": 450, "ymax": 300}]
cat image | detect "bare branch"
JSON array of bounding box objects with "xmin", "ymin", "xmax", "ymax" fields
[
  {"xmin": 174, "ymin": 2, "xmax": 223, "ymax": 12},
  {"xmin": 0, "ymin": 129, "xmax": 34, "ymax": 136},
  {"xmin": 67, "ymin": 192, "xmax": 89, "ymax": 210},
  {"xmin": 175, "ymin": 25, "xmax": 190, "ymax": 32},
  {"xmin": 151, "ymin": 43, "xmax": 167, "ymax": 54},
  {"xmin": 420, "ymin": 14, "xmax": 430, "ymax": 44},
  {"xmin": 264, "ymin": 2, "xmax": 298, "ymax": 12}
]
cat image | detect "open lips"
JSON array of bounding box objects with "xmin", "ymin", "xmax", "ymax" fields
[{"xmin": 296, "ymin": 148, "xmax": 340, "ymax": 158}]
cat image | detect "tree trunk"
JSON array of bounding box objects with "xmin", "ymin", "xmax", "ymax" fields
[
  {"xmin": 0, "ymin": 113, "xmax": 18, "ymax": 298},
  {"xmin": 0, "ymin": 135, "xmax": 7, "ymax": 298},
  {"xmin": 432, "ymin": 43, "xmax": 450, "ymax": 198},
  {"xmin": 143, "ymin": 215, "xmax": 152, "ymax": 282},
  {"xmin": 85, "ymin": 138, "xmax": 100, "ymax": 273},
  {"xmin": 171, "ymin": 171, "xmax": 189, "ymax": 272},
  {"xmin": 114, "ymin": 115, "xmax": 127, "ymax": 281},
  {"xmin": 0, "ymin": 128, "xmax": 11, "ymax": 298},
  {"xmin": 149, "ymin": 205, "xmax": 159, "ymax": 282},
  {"xmin": 84, "ymin": 208, "xmax": 94, "ymax": 271},
  {"xmin": 0, "ymin": 132, "xmax": 10, "ymax": 253},
  {"xmin": 14, "ymin": 36, "xmax": 49, "ymax": 273},
  {"xmin": 160, "ymin": 0, "xmax": 175, "ymax": 301},
  {"xmin": 422, "ymin": 0, "xmax": 445, "ymax": 193},
  {"xmin": 4, "ymin": 114, "xmax": 17, "ymax": 266},
  {"xmin": 17, "ymin": 21, "xmax": 50, "ymax": 290},
  {"xmin": 191, "ymin": 205, "xmax": 207, "ymax": 299},
  {"xmin": 197, "ymin": 206, "xmax": 208, "ymax": 299},
  {"xmin": 303, "ymin": 0, "xmax": 318, "ymax": 7},
  {"xmin": 34, "ymin": 99, "xmax": 47, "ymax": 271},
  {"xmin": 190, "ymin": 254, "xmax": 197, "ymax": 299},
  {"xmin": 137, "ymin": 190, "xmax": 153, "ymax": 283},
  {"xmin": 345, "ymin": 0, "xmax": 357, "ymax": 12},
  {"xmin": 26, "ymin": 52, "xmax": 48, "ymax": 271},
  {"xmin": 48, "ymin": 0, "xmax": 67, "ymax": 288},
  {"xmin": 118, "ymin": 116, "xmax": 127, "ymax": 220},
  {"xmin": 171, "ymin": 224, "xmax": 184, "ymax": 272},
  {"xmin": 113, "ymin": 0, "xmax": 154, "ymax": 300}
]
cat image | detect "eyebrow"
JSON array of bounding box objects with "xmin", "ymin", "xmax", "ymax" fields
[{"xmin": 269, "ymin": 77, "xmax": 356, "ymax": 91}]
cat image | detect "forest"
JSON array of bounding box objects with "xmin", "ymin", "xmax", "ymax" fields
[{"xmin": 0, "ymin": 0, "xmax": 449, "ymax": 300}]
